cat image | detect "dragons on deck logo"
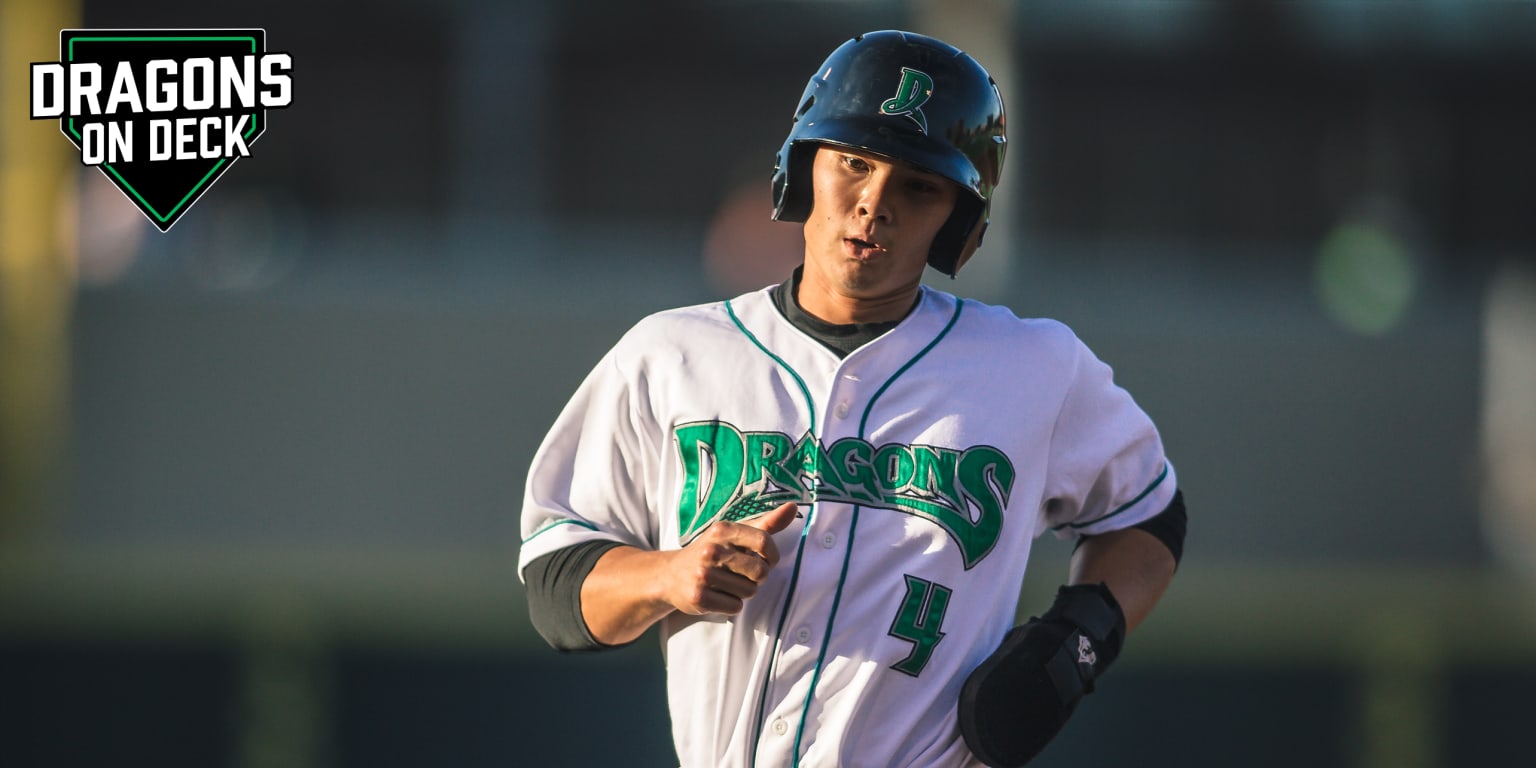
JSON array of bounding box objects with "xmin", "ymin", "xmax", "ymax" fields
[{"xmin": 30, "ymin": 29, "xmax": 292, "ymax": 231}]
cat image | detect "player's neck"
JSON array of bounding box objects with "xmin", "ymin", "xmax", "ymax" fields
[{"xmin": 796, "ymin": 274, "xmax": 920, "ymax": 325}]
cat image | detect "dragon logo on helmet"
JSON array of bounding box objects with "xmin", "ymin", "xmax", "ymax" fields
[{"xmin": 879, "ymin": 66, "xmax": 934, "ymax": 134}]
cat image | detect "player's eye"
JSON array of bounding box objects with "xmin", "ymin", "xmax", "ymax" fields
[
  {"xmin": 908, "ymin": 178, "xmax": 940, "ymax": 195},
  {"xmin": 843, "ymin": 155, "xmax": 870, "ymax": 172}
]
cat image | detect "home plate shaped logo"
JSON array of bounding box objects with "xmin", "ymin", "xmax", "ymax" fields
[{"xmin": 30, "ymin": 29, "xmax": 293, "ymax": 231}]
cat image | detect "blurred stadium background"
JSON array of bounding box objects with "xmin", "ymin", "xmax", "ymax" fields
[{"xmin": 4, "ymin": 0, "xmax": 1535, "ymax": 766}]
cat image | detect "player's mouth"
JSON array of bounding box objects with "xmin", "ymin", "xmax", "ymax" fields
[{"xmin": 843, "ymin": 235, "xmax": 888, "ymax": 259}]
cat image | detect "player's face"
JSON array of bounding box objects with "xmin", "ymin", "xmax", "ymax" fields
[{"xmin": 800, "ymin": 145, "xmax": 959, "ymax": 321}]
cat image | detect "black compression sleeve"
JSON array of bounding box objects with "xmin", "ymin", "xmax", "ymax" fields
[
  {"xmin": 1133, "ymin": 490, "xmax": 1186, "ymax": 565},
  {"xmin": 523, "ymin": 539, "xmax": 628, "ymax": 652},
  {"xmin": 1073, "ymin": 489, "xmax": 1187, "ymax": 565}
]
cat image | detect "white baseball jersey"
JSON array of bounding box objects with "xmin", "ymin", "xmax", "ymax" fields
[{"xmin": 518, "ymin": 284, "xmax": 1176, "ymax": 768}]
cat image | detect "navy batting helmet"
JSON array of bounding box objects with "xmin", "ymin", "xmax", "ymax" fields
[{"xmin": 772, "ymin": 31, "xmax": 1007, "ymax": 277}]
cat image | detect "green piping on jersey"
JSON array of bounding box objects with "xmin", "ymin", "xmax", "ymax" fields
[
  {"xmin": 726, "ymin": 300, "xmax": 817, "ymax": 436},
  {"xmin": 725, "ymin": 299, "xmax": 823, "ymax": 768},
  {"xmin": 520, "ymin": 517, "xmax": 598, "ymax": 544},
  {"xmin": 1050, "ymin": 460, "xmax": 1170, "ymax": 532},
  {"xmin": 788, "ymin": 297, "xmax": 965, "ymax": 766},
  {"xmin": 751, "ymin": 499, "xmax": 820, "ymax": 768},
  {"xmin": 854, "ymin": 299, "xmax": 964, "ymax": 438}
]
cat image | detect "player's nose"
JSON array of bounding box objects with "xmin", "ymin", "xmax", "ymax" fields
[{"xmin": 855, "ymin": 172, "xmax": 895, "ymax": 223}]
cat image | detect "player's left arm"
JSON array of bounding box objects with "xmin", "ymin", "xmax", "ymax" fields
[
  {"xmin": 959, "ymin": 490, "xmax": 1186, "ymax": 768},
  {"xmin": 1069, "ymin": 526, "xmax": 1176, "ymax": 632},
  {"xmin": 959, "ymin": 329, "xmax": 1188, "ymax": 766},
  {"xmin": 1069, "ymin": 488, "xmax": 1185, "ymax": 631}
]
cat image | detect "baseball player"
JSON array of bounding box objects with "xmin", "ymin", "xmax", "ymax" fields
[{"xmin": 519, "ymin": 30, "xmax": 1186, "ymax": 768}]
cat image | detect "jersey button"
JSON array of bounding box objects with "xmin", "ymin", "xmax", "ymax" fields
[
  {"xmin": 795, "ymin": 627, "xmax": 811, "ymax": 643},
  {"xmin": 833, "ymin": 402, "xmax": 849, "ymax": 419},
  {"xmin": 821, "ymin": 533, "xmax": 836, "ymax": 549},
  {"xmin": 772, "ymin": 718, "xmax": 788, "ymax": 736}
]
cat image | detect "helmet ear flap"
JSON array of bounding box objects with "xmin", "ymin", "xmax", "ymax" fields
[
  {"xmin": 928, "ymin": 197, "xmax": 986, "ymax": 277},
  {"xmin": 950, "ymin": 220, "xmax": 988, "ymax": 276},
  {"xmin": 772, "ymin": 141, "xmax": 818, "ymax": 224}
]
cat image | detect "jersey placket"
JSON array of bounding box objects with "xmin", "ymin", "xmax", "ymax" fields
[
  {"xmin": 754, "ymin": 359, "xmax": 861, "ymax": 768},
  {"xmin": 728, "ymin": 296, "xmax": 837, "ymax": 768},
  {"xmin": 759, "ymin": 298, "xmax": 967, "ymax": 768}
]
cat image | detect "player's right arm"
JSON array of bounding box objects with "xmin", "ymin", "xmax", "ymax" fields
[
  {"xmin": 519, "ymin": 318, "xmax": 796, "ymax": 649},
  {"xmin": 578, "ymin": 502, "xmax": 798, "ymax": 646}
]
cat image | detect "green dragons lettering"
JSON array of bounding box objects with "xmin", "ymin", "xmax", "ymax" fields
[{"xmin": 673, "ymin": 422, "xmax": 1013, "ymax": 569}]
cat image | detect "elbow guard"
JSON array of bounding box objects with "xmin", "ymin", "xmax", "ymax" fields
[{"xmin": 958, "ymin": 582, "xmax": 1126, "ymax": 767}]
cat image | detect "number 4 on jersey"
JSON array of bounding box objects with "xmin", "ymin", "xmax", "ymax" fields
[{"xmin": 888, "ymin": 574, "xmax": 953, "ymax": 676}]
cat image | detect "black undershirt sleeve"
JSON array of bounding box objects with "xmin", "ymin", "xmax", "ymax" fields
[
  {"xmin": 1140, "ymin": 490, "xmax": 1187, "ymax": 564},
  {"xmin": 523, "ymin": 539, "xmax": 629, "ymax": 653},
  {"xmin": 1076, "ymin": 490, "xmax": 1187, "ymax": 565}
]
